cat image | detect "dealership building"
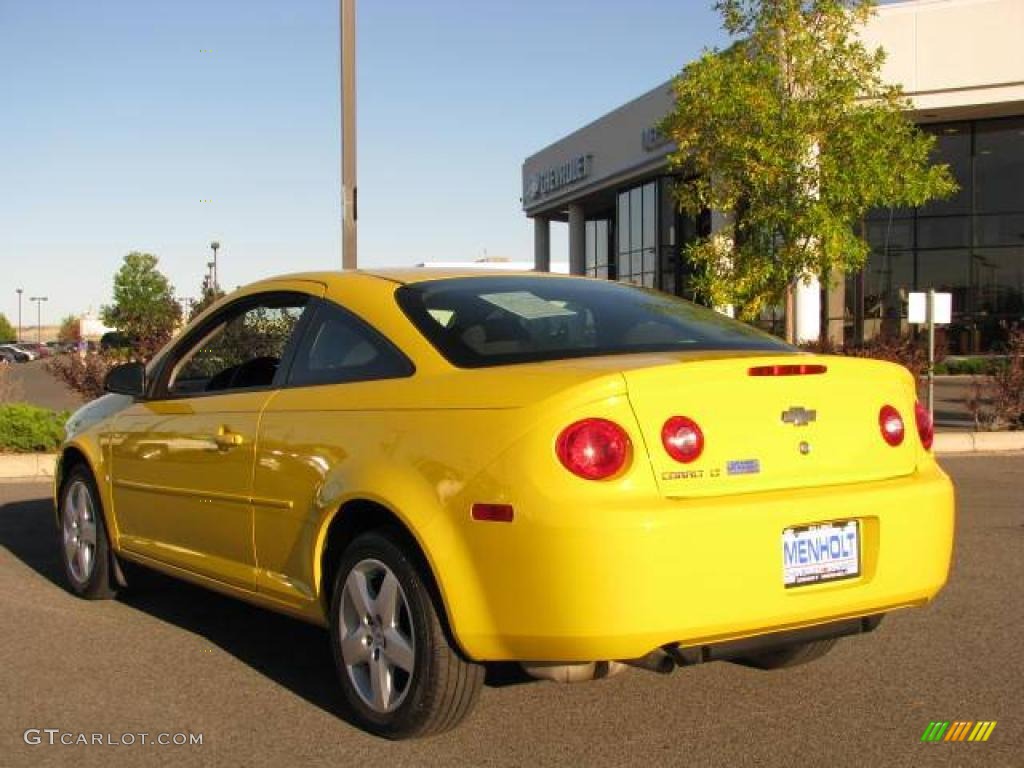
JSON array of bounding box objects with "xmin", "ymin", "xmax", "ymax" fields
[{"xmin": 522, "ymin": 0, "xmax": 1024, "ymax": 352}]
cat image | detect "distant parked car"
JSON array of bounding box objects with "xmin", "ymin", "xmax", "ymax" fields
[
  {"xmin": 0, "ymin": 344, "xmax": 31, "ymax": 363},
  {"xmin": 18, "ymin": 342, "xmax": 51, "ymax": 358}
]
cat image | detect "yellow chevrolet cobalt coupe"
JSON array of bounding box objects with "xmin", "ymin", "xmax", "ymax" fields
[{"xmin": 56, "ymin": 270, "xmax": 954, "ymax": 738}]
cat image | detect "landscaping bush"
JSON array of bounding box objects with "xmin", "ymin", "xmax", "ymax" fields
[
  {"xmin": 0, "ymin": 404, "xmax": 67, "ymax": 452},
  {"xmin": 47, "ymin": 351, "xmax": 122, "ymax": 402},
  {"xmin": 801, "ymin": 335, "xmax": 929, "ymax": 382},
  {"xmin": 966, "ymin": 329, "xmax": 1024, "ymax": 431}
]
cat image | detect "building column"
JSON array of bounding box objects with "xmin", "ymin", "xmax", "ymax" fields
[
  {"xmin": 568, "ymin": 203, "xmax": 585, "ymax": 275},
  {"xmin": 794, "ymin": 274, "xmax": 822, "ymax": 344},
  {"xmin": 826, "ymin": 272, "xmax": 845, "ymax": 348},
  {"xmin": 533, "ymin": 216, "xmax": 550, "ymax": 272},
  {"xmin": 709, "ymin": 206, "xmax": 735, "ymax": 317}
]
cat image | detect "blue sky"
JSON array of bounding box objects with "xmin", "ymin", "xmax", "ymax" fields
[{"xmin": 0, "ymin": 0, "xmax": 728, "ymax": 323}]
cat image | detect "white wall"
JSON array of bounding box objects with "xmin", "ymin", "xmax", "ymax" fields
[{"xmin": 863, "ymin": 0, "xmax": 1024, "ymax": 115}]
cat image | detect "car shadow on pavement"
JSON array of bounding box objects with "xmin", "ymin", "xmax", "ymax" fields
[{"xmin": 0, "ymin": 496, "xmax": 533, "ymax": 724}]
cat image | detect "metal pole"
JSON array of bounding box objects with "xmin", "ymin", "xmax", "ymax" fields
[
  {"xmin": 30, "ymin": 296, "xmax": 47, "ymax": 345},
  {"xmin": 340, "ymin": 0, "xmax": 357, "ymax": 269},
  {"xmin": 210, "ymin": 241, "xmax": 220, "ymax": 290},
  {"xmin": 15, "ymin": 288, "xmax": 22, "ymax": 342},
  {"xmin": 927, "ymin": 288, "xmax": 935, "ymax": 420}
]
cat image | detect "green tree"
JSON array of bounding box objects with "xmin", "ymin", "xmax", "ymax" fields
[
  {"xmin": 101, "ymin": 252, "xmax": 182, "ymax": 358},
  {"xmin": 57, "ymin": 314, "xmax": 82, "ymax": 344},
  {"xmin": 659, "ymin": 0, "xmax": 956, "ymax": 332},
  {"xmin": 0, "ymin": 313, "xmax": 15, "ymax": 342}
]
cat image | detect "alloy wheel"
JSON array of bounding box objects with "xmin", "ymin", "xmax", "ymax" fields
[{"xmin": 338, "ymin": 558, "xmax": 416, "ymax": 713}]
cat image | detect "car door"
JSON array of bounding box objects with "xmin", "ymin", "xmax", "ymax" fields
[
  {"xmin": 250, "ymin": 298, "xmax": 415, "ymax": 608},
  {"xmin": 110, "ymin": 288, "xmax": 318, "ymax": 590}
]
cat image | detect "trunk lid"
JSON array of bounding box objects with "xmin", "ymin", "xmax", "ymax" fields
[{"xmin": 623, "ymin": 354, "xmax": 920, "ymax": 498}]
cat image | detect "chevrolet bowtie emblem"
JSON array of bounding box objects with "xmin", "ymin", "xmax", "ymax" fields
[{"xmin": 781, "ymin": 406, "xmax": 817, "ymax": 426}]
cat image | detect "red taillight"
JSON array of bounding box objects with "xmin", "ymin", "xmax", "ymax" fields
[
  {"xmin": 879, "ymin": 405, "xmax": 905, "ymax": 446},
  {"xmin": 661, "ymin": 416, "xmax": 705, "ymax": 463},
  {"xmin": 748, "ymin": 364, "xmax": 827, "ymax": 376},
  {"xmin": 555, "ymin": 418, "xmax": 630, "ymax": 480},
  {"xmin": 915, "ymin": 401, "xmax": 934, "ymax": 450}
]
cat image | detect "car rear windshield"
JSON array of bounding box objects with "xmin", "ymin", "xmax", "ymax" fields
[{"xmin": 395, "ymin": 276, "xmax": 792, "ymax": 368}]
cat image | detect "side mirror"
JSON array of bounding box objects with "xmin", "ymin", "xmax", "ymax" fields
[{"xmin": 104, "ymin": 362, "xmax": 147, "ymax": 397}]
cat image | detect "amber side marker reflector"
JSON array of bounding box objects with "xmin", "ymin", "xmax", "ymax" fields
[
  {"xmin": 748, "ymin": 364, "xmax": 827, "ymax": 376},
  {"xmin": 471, "ymin": 503, "xmax": 514, "ymax": 523}
]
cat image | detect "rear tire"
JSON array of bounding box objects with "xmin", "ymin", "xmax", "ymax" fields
[
  {"xmin": 58, "ymin": 465, "xmax": 117, "ymax": 600},
  {"xmin": 734, "ymin": 638, "xmax": 838, "ymax": 670},
  {"xmin": 329, "ymin": 530, "xmax": 484, "ymax": 739}
]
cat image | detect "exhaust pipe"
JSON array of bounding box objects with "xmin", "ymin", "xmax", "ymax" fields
[{"xmin": 622, "ymin": 648, "xmax": 675, "ymax": 675}]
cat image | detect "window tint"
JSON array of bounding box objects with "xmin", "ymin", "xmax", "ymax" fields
[
  {"xmin": 396, "ymin": 276, "xmax": 792, "ymax": 368},
  {"xmin": 167, "ymin": 295, "xmax": 308, "ymax": 395},
  {"xmin": 287, "ymin": 301, "xmax": 413, "ymax": 386}
]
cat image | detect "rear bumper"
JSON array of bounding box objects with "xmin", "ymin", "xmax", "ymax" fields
[{"xmin": 448, "ymin": 462, "xmax": 955, "ymax": 662}]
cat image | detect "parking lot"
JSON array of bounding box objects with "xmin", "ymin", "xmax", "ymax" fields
[{"xmin": 0, "ymin": 455, "xmax": 1020, "ymax": 767}]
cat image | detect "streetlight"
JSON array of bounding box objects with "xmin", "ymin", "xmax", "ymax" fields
[
  {"xmin": 340, "ymin": 0, "xmax": 357, "ymax": 268},
  {"xmin": 29, "ymin": 296, "xmax": 47, "ymax": 344},
  {"xmin": 15, "ymin": 288, "xmax": 23, "ymax": 342},
  {"xmin": 210, "ymin": 241, "xmax": 221, "ymax": 290}
]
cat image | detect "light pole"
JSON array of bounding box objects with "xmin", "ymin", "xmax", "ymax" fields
[
  {"xmin": 340, "ymin": 0, "xmax": 357, "ymax": 268},
  {"xmin": 15, "ymin": 288, "xmax": 23, "ymax": 342},
  {"xmin": 29, "ymin": 296, "xmax": 47, "ymax": 344},
  {"xmin": 210, "ymin": 241, "xmax": 220, "ymax": 290}
]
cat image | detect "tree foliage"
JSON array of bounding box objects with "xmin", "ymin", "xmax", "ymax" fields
[
  {"xmin": 101, "ymin": 252, "xmax": 182, "ymax": 358},
  {"xmin": 0, "ymin": 313, "xmax": 16, "ymax": 342},
  {"xmin": 659, "ymin": 0, "xmax": 957, "ymax": 321},
  {"xmin": 57, "ymin": 314, "xmax": 82, "ymax": 344}
]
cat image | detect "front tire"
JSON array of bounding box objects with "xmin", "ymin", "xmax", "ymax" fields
[
  {"xmin": 329, "ymin": 531, "xmax": 484, "ymax": 739},
  {"xmin": 58, "ymin": 465, "xmax": 117, "ymax": 600}
]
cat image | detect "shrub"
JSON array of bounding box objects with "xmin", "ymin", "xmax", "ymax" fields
[
  {"xmin": 46, "ymin": 352, "xmax": 121, "ymax": 401},
  {"xmin": 0, "ymin": 404, "xmax": 67, "ymax": 453},
  {"xmin": 803, "ymin": 335, "xmax": 928, "ymax": 383},
  {"xmin": 966, "ymin": 329, "xmax": 1024, "ymax": 431}
]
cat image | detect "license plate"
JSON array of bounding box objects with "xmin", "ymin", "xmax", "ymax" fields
[{"xmin": 782, "ymin": 520, "xmax": 860, "ymax": 588}]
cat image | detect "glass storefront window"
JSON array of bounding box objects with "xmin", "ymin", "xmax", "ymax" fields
[
  {"xmin": 584, "ymin": 218, "xmax": 611, "ymax": 280},
  {"xmin": 920, "ymin": 123, "xmax": 971, "ymax": 216},
  {"xmin": 858, "ymin": 116, "xmax": 1024, "ymax": 352},
  {"xmin": 975, "ymin": 117, "xmax": 1024, "ymax": 213},
  {"xmin": 617, "ymin": 181, "xmax": 659, "ymax": 288}
]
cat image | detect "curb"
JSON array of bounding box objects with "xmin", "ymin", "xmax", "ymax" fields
[
  {"xmin": 933, "ymin": 432, "xmax": 1024, "ymax": 455},
  {"xmin": 0, "ymin": 453, "xmax": 57, "ymax": 481}
]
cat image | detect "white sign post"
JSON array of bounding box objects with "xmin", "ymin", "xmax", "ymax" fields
[{"xmin": 908, "ymin": 290, "xmax": 952, "ymax": 420}]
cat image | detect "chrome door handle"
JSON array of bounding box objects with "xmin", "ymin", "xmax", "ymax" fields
[{"xmin": 213, "ymin": 430, "xmax": 244, "ymax": 449}]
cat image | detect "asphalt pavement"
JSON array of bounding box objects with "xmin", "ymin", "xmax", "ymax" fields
[
  {"xmin": 0, "ymin": 456, "xmax": 1020, "ymax": 767},
  {"xmin": 2, "ymin": 358, "xmax": 84, "ymax": 412}
]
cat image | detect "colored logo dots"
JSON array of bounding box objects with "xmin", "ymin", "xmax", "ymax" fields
[{"xmin": 921, "ymin": 720, "xmax": 997, "ymax": 742}]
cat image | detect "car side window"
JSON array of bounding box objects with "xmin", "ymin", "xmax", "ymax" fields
[
  {"xmin": 165, "ymin": 295, "xmax": 309, "ymax": 396},
  {"xmin": 287, "ymin": 300, "xmax": 413, "ymax": 387}
]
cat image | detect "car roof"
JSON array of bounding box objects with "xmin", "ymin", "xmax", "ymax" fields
[{"xmin": 255, "ymin": 268, "xmax": 573, "ymax": 288}]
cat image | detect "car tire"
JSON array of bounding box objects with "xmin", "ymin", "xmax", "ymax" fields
[
  {"xmin": 733, "ymin": 638, "xmax": 838, "ymax": 670},
  {"xmin": 329, "ymin": 530, "xmax": 484, "ymax": 739},
  {"xmin": 58, "ymin": 465, "xmax": 117, "ymax": 600}
]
